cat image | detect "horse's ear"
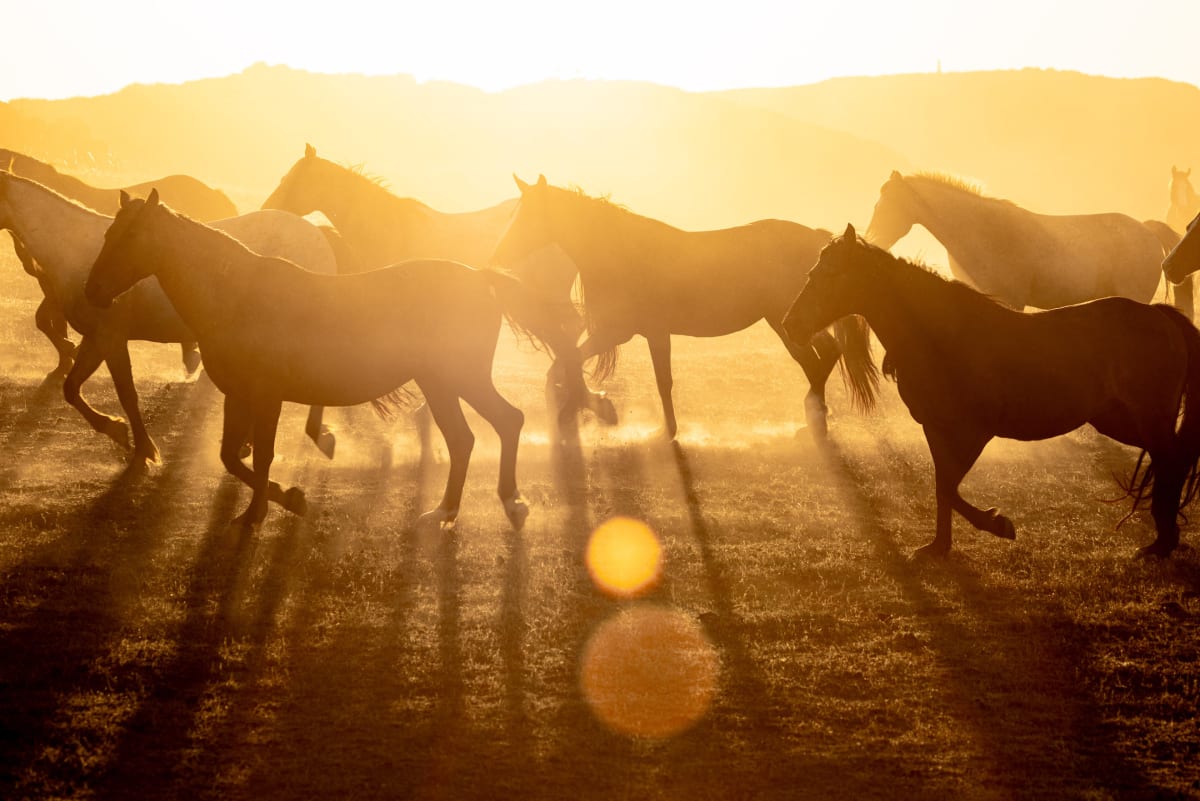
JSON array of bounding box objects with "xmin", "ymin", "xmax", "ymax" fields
[
  {"xmin": 536, "ymin": 174, "xmax": 547, "ymax": 187},
  {"xmin": 304, "ymin": 143, "xmax": 316, "ymax": 159},
  {"xmin": 513, "ymin": 174, "xmax": 531, "ymax": 194},
  {"xmin": 890, "ymin": 170, "xmax": 902, "ymax": 180},
  {"xmin": 146, "ymin": 188, "xmax": 159, "ymax": 208},
  {"xmin": 843, "ymin": 223, "xmax": 857, "ymax": 241},
  {"xmin": 119, "ymin": 189, "xmax": 131, "ymax": 209}
]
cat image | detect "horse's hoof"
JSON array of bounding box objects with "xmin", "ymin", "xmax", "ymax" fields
[
  {"xmin": 233, "ymin": 510, "xmax": 265, "ymax": 533},
  {"xmin": 503, "ymin": 494, "xmax": 529, "ymax": 531},
  {"xmin": 133, "ymin": 445, "xmax": 162, "ymax": 467},
  {"xmin": 803, "ymin": 394, "xmax": 829, "ymax": 440},
  {"xmin": 316, "ymin": 428, "xmax": 336, "ymax": 460},
  {"xmin": 985, "ymin": 508, "xmax": 1016, "ymax": 540},
  {"xmin": 594, "ymin": 394, "xmax": 618, "ymax": 426},
  {"xmin": 912, "ymin": 541, "xmax": 951, "ymax": 560},
  {"xmin": 284, "ymin": 487, "xmax": 308, "ymax": 516},
  {"xmin": 104, "ymin": 418, "xmax": 132, "ymax": 451},
  {"xmin": 1136, "ymin": 541, "xmax": 1177, "ymax": 560},
  {"xmin": 182, "ymin": 347, "xmax": 203, "ymax": 376},
  {"xmin": 419, "ymin": 506, "xmax": 458, "ymax": 531}
]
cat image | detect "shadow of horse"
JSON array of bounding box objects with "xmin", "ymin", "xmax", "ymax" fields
[{"xmin": 816, "ymin": 437, "xmax": 1161, "ymax": 798}]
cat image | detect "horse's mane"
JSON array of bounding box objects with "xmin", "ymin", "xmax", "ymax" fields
[
  {"xmin": 869, "ymin": 237, "xmax": 999, "ymax": 307},
  {"xmin": 909, "ymin": 172, "xmax": 1017, "ymax": 208},
  {"xmin": 1, "ymin": 170, "xmax": 108, "ymax": 217},
  {"xmin": 321, "ymin": 159, "xmax": 436, "ymax": 219}
]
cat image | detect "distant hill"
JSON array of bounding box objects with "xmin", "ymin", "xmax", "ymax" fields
[
  {"xmin": 4, "ymin": 65, "xmax": 1198, "ymax": 232},
  {"xmin": 3, "ymin": 64, "xmax": 909, "ymax": 230},
  {"xmin": 721, "ymin": 69, "xmax": 1200, "ymax": 220}
]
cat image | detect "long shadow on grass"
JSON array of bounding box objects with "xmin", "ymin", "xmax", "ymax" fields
[
  {"xmin": 0, "ymin": 376, "xmax": 222, "ymax": 796},
  {"xmin": 819, "ymin": 438, "xmax": 1164, "ymax": 800},
  {"xmin": 657, "ymin": 441, "xmax": 941, "ymax": 801},
  {"xmin": 0, "ymin": 375, "xmax": 77, "ymax": 492}
]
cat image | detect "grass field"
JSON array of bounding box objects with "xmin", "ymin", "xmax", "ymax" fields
[{"xmin": 0, "ymin": 242, "xmax": 1197, "ymax": 801}]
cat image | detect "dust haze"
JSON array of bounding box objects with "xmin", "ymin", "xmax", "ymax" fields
[{"xmin": 1, "ymin": 66, "xmax": 1199, "ymax": 800}]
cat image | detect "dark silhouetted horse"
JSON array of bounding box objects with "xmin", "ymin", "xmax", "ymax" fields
[{"xmin": 784, "ymin": 224, "xmax": 1200, "ymax": 559}]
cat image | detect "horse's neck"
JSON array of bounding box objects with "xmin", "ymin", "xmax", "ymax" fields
[
  {"xmin": 140, "ymin": 211, "xmax": 251, "ymax": 335},
  {"xmin": 314, "ymin": 173, "xmax": 424, "ymax": 264},
  {"xmin": 867, "ymin": 257, "xmax": 981, "ymax": 359},
  {"xmin": 907, "ymin": 182, "xmax": 1007, "ymax": 264},
  {"xmin": 5, "ymin": 181, "xmax": 108, "ymax": 285},
  {"xmin": 550, "ymin": 199, "xmax": 666, "ymax": 278}
]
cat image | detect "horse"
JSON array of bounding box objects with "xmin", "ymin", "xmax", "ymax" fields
[
  {"xmin": 491, "ymin": 175, "xmax": 876, "ymax": 440},
  {"xmin": 783, "ymin": 224, "xmax": 1200, "ymax": 559},
  {"xmin": 1167, "ymin": 166, "xmax": 1199, "ymax": 234},
  {"xmin": 0, "ymin": 171, "xmax": 339, "ymax": 467},
  {"xmin": 86, "ymin": 189, "xmax": 577, "ymax": 531},
  {"xmin": 262, "ymin": 144, "xmax": 519, "ymax": 270},
  {"xmin": 1, "ymin": 147, "xmax": 238, "ymax": 376},
  {"xmin": 864, "ymin": 171, "xmax": 1185, "ymax": 313},
  {"xmin": 262, "ymin": 144, "xmax": 588, "ymax": 432}
]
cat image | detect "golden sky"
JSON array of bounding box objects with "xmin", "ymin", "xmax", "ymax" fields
[{"xmin": 3, "ymin": 0, "xmax": 1197, "ymax": 100}]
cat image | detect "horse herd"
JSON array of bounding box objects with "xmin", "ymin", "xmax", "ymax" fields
[{"xmin": 4, "ymin": 144, "xmax": 1200, "ymax": 561}]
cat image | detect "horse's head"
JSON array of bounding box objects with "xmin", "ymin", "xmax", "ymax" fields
[
  {"xmin": 491, "ymin": 174, "xmax": 554, "ymax": 267},
  {"xmin": 1170, "ymin": 165, "xmax": 1197, "ymax": 212},
  {"xmin": 1164, "ymin": 211, "xmax": 1200, "ymax": 284},
  {"xmin": 864, "ymin": 171, "xmax": 915, "ymax": 249},
  {"xmin": 782, "ymin": 223, "xmax": 877, "ymax": 345},
  {"xmin": 85, "ymin": 189, "xmax": 160, "ymax": 308},
  {"xmin": 262, "ymin": 143, "xmax": 327, "ymax": 215}
]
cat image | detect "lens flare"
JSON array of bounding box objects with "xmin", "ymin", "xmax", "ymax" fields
[
  {"xmin": 585, "ymin": 517, "xmax": 662, "ymax": 598},
  {"xmin": 581, "ymin": 605, "xmax": 720, "ymax": 739}
]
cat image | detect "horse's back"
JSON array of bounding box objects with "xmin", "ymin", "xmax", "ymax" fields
[
  {"xmin": 212, "ymin": 210, "xmax": 337, "ymax": 274},
  {"xmin": 127, "ymin": 175, "xmax": 237, "ymax": 221}
]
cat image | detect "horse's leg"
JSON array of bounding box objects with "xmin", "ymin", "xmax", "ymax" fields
[
  {"xmin": 304, "ymin": 404, "xmax": 336, "ymax": 459},
  {"xmin": 1141, "ymin": 447, "xmax": 1184, "ymax": 558},
  {"xmin": 646, "ymin": 333, "xmax": 678, "ymax": 439},
  {"xmin": 102, "ymin": 338, "xmax": 161, "ymax": 467},
  {"xmin": 415, "ymin": 379, "xmax": 474, "ymax": 529},
  {"xmin": 180, "ymin": 342, "xmax": 202, "ymax": 377},
  {"xmin": 917, "ymin": 425, "xmax": 997, "ymax": 557},
  {"xmin": 34, "ymin": 295, "xmax": 75, "ymax": 378},
  {"xmin": 219, "ymin": 395, "xmax": 306, "ymax": 528},
  {"xmin": 767, "ymin": 319, "xmax": 840, "ymax": 437},
  {"xmin": 574, "ymin": 329, "xmax": 631, "ymax": 425},
  {"xmin": 462, "ymin": 379, "xmax": 528, "ymax": 530},
  {"xmin": 62, "ymin": 335, "xmax": 131, "ymax": 451},
  {"xmin": 15, "ymin": 235, "xmax": 76, "ymax": 377}
]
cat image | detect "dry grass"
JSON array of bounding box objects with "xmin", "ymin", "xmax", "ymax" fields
[{"xmin": 0, "ymin": 246, "xmax": 1197, "ymax": 800}]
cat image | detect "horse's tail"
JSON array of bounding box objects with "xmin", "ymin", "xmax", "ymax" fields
[
  {"xmin": 1145, "ymin": 219, "xmax": 1194, "ymax": 319},
  {"xmin": 831, "ymin": 314, "xmax": 879, "ymax": 412},
  {"xmin": 1165, "ymin": 305, "xmax": 1200, "ymax": 512},
  {"xmin": 574, "ymin": 276, "xmax": 619, "ymax": 382},
  {"xmin": 1120, "ymin": 305, "xmax": 1200, "ymax": 518},
  {"xmin": 482, "ymin": 268, "xmax": 580, "ymax": 361}
]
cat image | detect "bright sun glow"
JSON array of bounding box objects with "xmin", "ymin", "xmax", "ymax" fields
[{"xmin": 586, "ymin": 517, "xmax": 662, "ymax": 599}]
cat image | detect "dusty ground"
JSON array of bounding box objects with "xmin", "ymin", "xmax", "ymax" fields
[{"xmin": 0, "ymin": 244, "xmax": 1197, "ymax": 801}]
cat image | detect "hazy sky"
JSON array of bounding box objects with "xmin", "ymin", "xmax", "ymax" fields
[{"xmin": 3, "ymin": 1, "xmax": 1197, "ymax": 100}]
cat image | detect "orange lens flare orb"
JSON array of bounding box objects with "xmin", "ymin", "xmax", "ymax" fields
[
  {"xmin": 581, "ymin": 605, "xmax": 720, "ymax": 739},
  {"xmin": 585, "ymin": 517, "xmax": 662, "ymax": 598}
]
